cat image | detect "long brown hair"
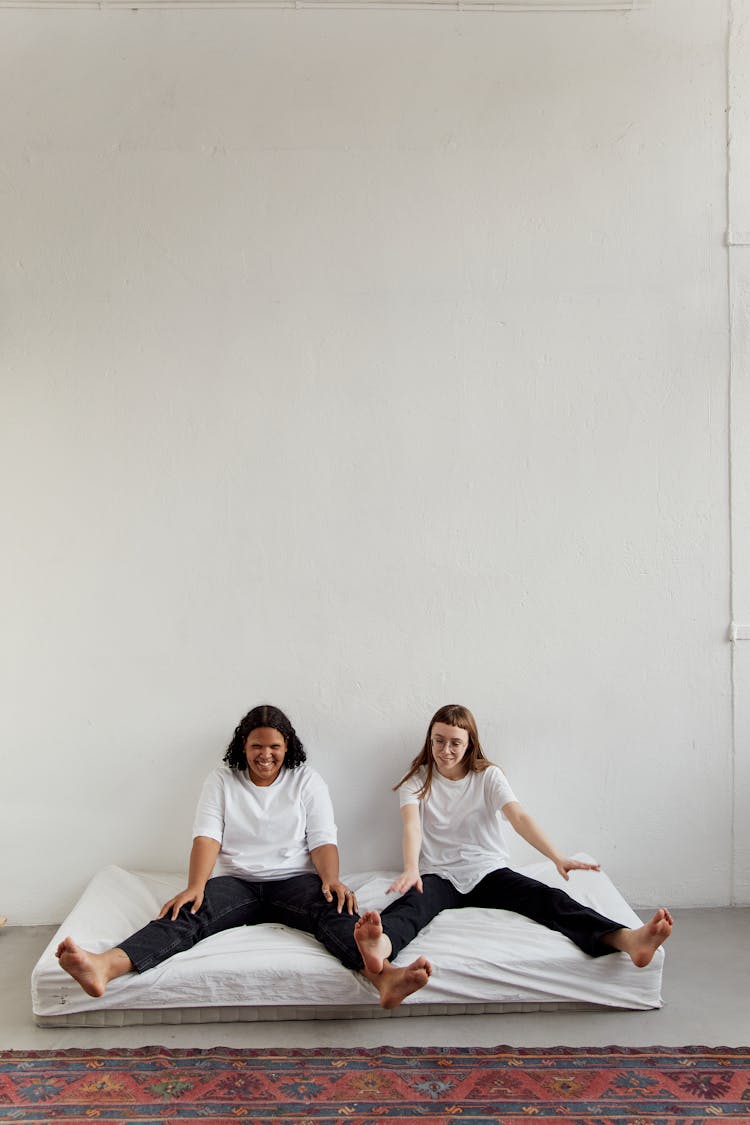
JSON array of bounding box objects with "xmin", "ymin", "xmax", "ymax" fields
[{"xmin": 394, "ymin": 704, "xmax": 493, "ymax": 799}]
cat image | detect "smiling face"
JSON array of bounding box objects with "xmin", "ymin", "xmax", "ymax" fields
[
  {"xmin": 430, "ymin": 721, "xmax": 470, "ymax": 780},
  {"xmin": 243, "ymin": 727, "xmax": 287, "ymax": 786}
]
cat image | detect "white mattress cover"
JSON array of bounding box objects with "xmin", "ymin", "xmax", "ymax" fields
[{"xmin": 31, "ymin": 855, "xmax": 663, "ymax": 1019}]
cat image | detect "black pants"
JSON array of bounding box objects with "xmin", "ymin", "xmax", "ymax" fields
[
  {"xmin": 119, "ymin": 874, "xmax": 362, "ymax": 972},
  {"xmin": 379, "ymin": 868, "xmax": 626, "ymax": 962}
]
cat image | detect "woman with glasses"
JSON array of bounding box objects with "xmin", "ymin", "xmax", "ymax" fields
[{"xmin": 353, "ymin": 703, "xmax": 672, "ymax": 978}]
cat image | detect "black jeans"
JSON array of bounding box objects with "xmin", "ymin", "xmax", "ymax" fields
[
  {"xmin": 119, "ymin": 874, "xmax": 362, "ymax": 972},
  {"xmin": 380, "ymin": 868, "xmax": 625, "ymax": 961}
]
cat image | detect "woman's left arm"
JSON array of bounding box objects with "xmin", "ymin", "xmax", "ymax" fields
[
  {"xmin": 310, "ymin": 844, "xmax": 358, "ymax": 914},
  {"xmin": 501, "ymin": 801, "xmax": 600, "ymax": 881}
]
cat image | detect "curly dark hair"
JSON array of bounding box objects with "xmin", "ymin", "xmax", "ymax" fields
[{"xmin": 223, "ymin": 704, "xmax": 307, "ymax": 772}]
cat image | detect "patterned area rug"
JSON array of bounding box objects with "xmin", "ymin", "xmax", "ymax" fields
[{"xmin": 1, "ymin": 1045, "xmax": 749, "ymax": 1123}]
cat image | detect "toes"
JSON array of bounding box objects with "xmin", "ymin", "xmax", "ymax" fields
[{"xmin": 407, "ymin": 956, "xmax": 432, "ymax": 976}]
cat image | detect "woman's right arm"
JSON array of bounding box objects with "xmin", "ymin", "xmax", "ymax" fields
[
  {"xmin": 387, "ymin": 804, "xmax": 423, "ymax": 894},
  {"xmin": 157, "ymin": 835, "xmax": 222, "ymax": 920}
]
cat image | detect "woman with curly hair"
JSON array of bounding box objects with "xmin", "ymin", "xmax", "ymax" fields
[
  {"xmin": 56, "ymin": 704, "xmax": 430, "ymax": 1009},
  {"xmin": 353, "ymin": 703, "xmax": 673, "ymax": 977}
]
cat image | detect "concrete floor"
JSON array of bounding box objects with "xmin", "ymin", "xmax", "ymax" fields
[{"xmin": 2, "ymin": 908, "xmax": 749, "ymax": 1050}]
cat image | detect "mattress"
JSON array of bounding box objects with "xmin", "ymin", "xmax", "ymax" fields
[{"xmin": 32, "ymin": 855, "xmax": 664, "ymax": 1026}]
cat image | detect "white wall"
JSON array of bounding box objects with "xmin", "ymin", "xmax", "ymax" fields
[
  {"xmin": 1, "ymin": 1, "xmax": 737, "ymax": 924},
  {"xmin": 729, "ymin": 0, "xmax": 750, "ymax": 906}
]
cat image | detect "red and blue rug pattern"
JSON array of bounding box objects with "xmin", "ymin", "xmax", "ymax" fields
[{"xmin": 1, "ymin": 1045, "xmax": 749, "ymax": 1123}]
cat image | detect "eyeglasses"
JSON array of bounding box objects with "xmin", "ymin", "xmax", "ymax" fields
[{"xmin": 431, "ymin": 735, "xmax": 468, "ymax": 751}]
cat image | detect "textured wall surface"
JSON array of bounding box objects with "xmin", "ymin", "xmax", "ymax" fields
[
  {"xmin": 730, "ymin": 0, "xmax": 750, "ymax": 905},
  {"xmin": 0, "ymin": 1, "xmax": 736, "ymax": 923}
]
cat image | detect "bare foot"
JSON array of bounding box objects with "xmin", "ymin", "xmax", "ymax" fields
[
  {"xmin": 55, "ymin": 937, "xmax": 131, "ymax": 997},
  {"xmin": 629, "ymin": 908, "xmax": 673, "ymax": 967},
  {"xmin": 370, "ymin": 956, "xmax": 433, "ymax": 1010},
  {"xmin": 354, "ymin": 910, "xmax": 392, "ymax": 974},
  {"xmin": 605, "ymin": 908, "xmax": 673, "ymax": 967}
]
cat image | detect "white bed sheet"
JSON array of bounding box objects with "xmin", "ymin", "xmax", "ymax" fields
[{"xmin": 32, "ymin": 855, "xmax": 663, "ymax": 1023}]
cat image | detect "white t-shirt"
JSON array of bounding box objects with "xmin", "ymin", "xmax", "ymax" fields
[
  {"xmin": 399, "ymin": 764, "xmax": 518, "ymax": 893},
  {"xmin": 192, "ymin": 763, "xmax": 337, "ymax": 883}
]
